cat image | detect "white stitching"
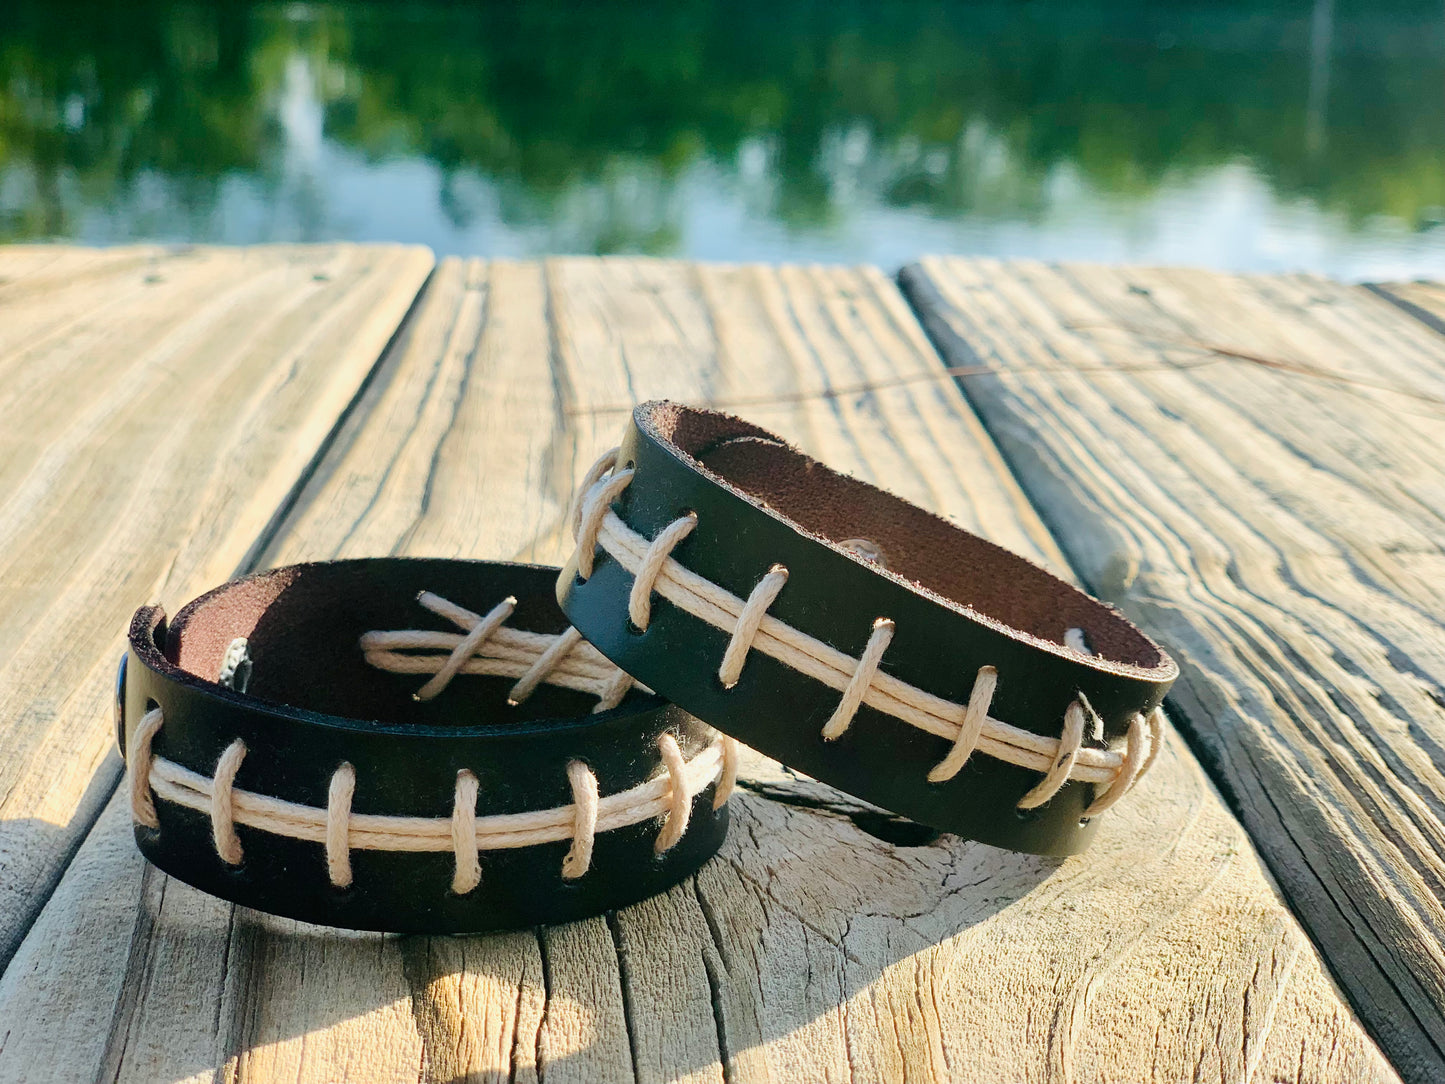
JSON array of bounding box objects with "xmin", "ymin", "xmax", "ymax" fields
[
  {"xmin": 144, "ymin": 739, "xmax": 726, "ymax": 849},
  {"xmin": 1136, "ymin": 707, "xmax": 1166, "ymax": 790},
  {"xmin": 593, "ymin": 668, "xmax": 635, "ymax": 713},
  {"xmin": 413, "ymin": 593, "xmax": 516, "ymax": 701},
  {"xmin": 451, "ymin": 769, "xmax": 481, "ymax": 893},
  {"xmin": 718, "ymin": 565, "xmax": 789, "ymax": 688},
  {"xmin": 654, "ymin": 733, "xmax": 691, "ymax": 853},
  {"xmin": 714, "ymin": 736, "xmax": 740, "ymax": 810},
  {"xmin": 628, "ymin": 512, "xmax": 697, "ymax": 630},
  {"xmin": 1016, "ymin": 701, "xmax": 1084, "ymax": 810},
  {"xmin": 211, "ymin": 739, "xmax": 247, "ymax": 865},
  {"xmin": 326, "ymin": 763, "xmax": 356, "ymax": 887},
  {"xmin": 1075, "ymin": 690, "xmax": 1106, "ymax": 744},
  {"xmin": 569, "ymin": 448, "xmax": 619, "ymax": 538},
  {"xmin": 1082, "ymin": 712, "xmax": 1149, "ymax": 816},
  {"xmin": 569, "ymin": 447, "xmax": 1165, "ymax": 812},
  {"xmin": 820, "ymin": 618, "xmax": 895, "ymax": 741},
  {"xmin": 362, "ymin": 630, "xmax": 620, "ymax": 698},
  {"xmin": 363, "ymin": 597, "xmax": 640, "ymax": 709},
  {"xmin": 561, "ymin": 761, "xmax": 599, "ymax": 878},
  {"xmin": 926, "ymin": 665, "xmax": 997, "ymax": 783},
  {"xmin": 128, "ymin": 706, "xmax": 164, "ymax": 829},
  {"xmin": 131, "ymin": 712, "xmax": 730, "ymax": 871},
  {"xmin": 577, "ymin": 469, "xmax": 635, "ymax": 579},
  {"xmin": 508, "ymin": 626, "xmax": 584, "ymax": 705},
  {"xmin": 593, "ymin": 503, "xmax": 1104, "ymax": 773}
]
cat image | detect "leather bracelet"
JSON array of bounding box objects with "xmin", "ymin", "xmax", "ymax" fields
[
  {"xmin": 557, "ymin": 402, "xmax": 1178, "ymax": 856},
  {"xmin": 117, "ymin": 558, "xmax": 734, "ymax": 933}
]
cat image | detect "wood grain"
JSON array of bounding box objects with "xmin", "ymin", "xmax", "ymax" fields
[
  {"xmin": 902, "ymin": 257, "xmax": 1445, "ymax": 1084},
  {"xmin": 0, "ymin": 243, "xmax": 432, "ymax": 969},
  {"xmin": 0, "ymin": 256, "xmax": 1393, "ymax": 1083}
]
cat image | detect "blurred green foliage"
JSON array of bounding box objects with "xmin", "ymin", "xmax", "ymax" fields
[{"xmin": 2, "ymin": 0, "xmax": 1443, "ymax": 249}]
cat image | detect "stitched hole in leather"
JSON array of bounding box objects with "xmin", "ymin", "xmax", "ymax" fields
[
  {"xmin": 644, "ymin": 402, "xmax": 1167, "ymax": 671},
  {"xmin": 838, "ymin": 537, "xmax": 888, "ymax": 568},
  {"xmin": 166, "ymin": 567, "xmax": 298, "ymax": 682}
]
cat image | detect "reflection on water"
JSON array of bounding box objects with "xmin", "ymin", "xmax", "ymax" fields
[{"xmin": 3, "ymin": 0, "xmax": 1444, "ymax": 277}]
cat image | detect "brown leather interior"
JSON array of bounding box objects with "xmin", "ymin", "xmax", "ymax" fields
[
  {"xmin": 641, "ymin": 401, "xmax": 1169, "ymax": 672},
  {"xmin": 159, "ymin": 563, "xmax": 604, "ymax": 725}
]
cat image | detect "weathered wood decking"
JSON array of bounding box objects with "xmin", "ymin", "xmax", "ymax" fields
[
  {"xmin": 0, "ymin": 244, "xmax": 431, "ymax": 963},
  {"xmin": 0, "ymin": 246, "xmax": 1439, "ymax": 1083},
  {"xmin": 902, "ymin": 261, "xmax": 1445, "ymax": 1083}
]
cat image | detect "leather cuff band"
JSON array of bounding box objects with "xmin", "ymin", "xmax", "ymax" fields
[
  {"xmin": 118, "ymin": 558, "xmax": 732, "ymax": 933},
  {"xmin": 557, "ymin": 402, "xmax": 1177, "ymax": 856}
]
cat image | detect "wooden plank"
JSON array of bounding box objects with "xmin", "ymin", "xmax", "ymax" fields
[
  {"xmin": 0, "ymin": 257, "xmax": 1394, "ymax": 1083},
  {"xmin": 0, "ymin": 243, "xmax": 433, "ymax": 971},
  {"xmin": 901, "ymin": 256, "xmax": 1445, "ymax": 1084}
]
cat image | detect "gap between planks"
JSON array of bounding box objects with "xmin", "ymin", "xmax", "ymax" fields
[
  {"xmin": 1367, "ymin": 280, "xmax": 1445, "ymax": 343},
  {"xmin": 900, "ymin": 256, "xmax": 1445, "ymax": 1084},
  {"xmin": 0, "ymin": 244, "xmax": 435, "ymax": 974}
]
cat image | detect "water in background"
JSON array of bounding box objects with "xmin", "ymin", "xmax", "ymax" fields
[{"xmin": 3, "ymin": 0, "xmax": 1444, "ymax": 278}]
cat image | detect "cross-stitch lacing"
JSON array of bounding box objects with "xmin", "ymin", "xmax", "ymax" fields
[
  {"xmin": 568, "ymin": 447, "xmax": 1165, "ymax": 815},
  {"xmin": 126, "ymin": 594, "xmax": 738, "ymax": 894},
  {"xmin": 130, "ymin": 714, "xmax": 728, "ymax": 892},
  {"xmin": 361, "ymin": 590, "xmax": 641, "ymax": 711}
]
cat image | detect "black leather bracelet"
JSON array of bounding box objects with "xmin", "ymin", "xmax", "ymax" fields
[
  {"xmin": 557, "ymin": 402, "xmax": 1177, "ymax": 856},
  {"xmin": 118, "ymin": 558, "xmax": 733, "ymax": 933}
]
